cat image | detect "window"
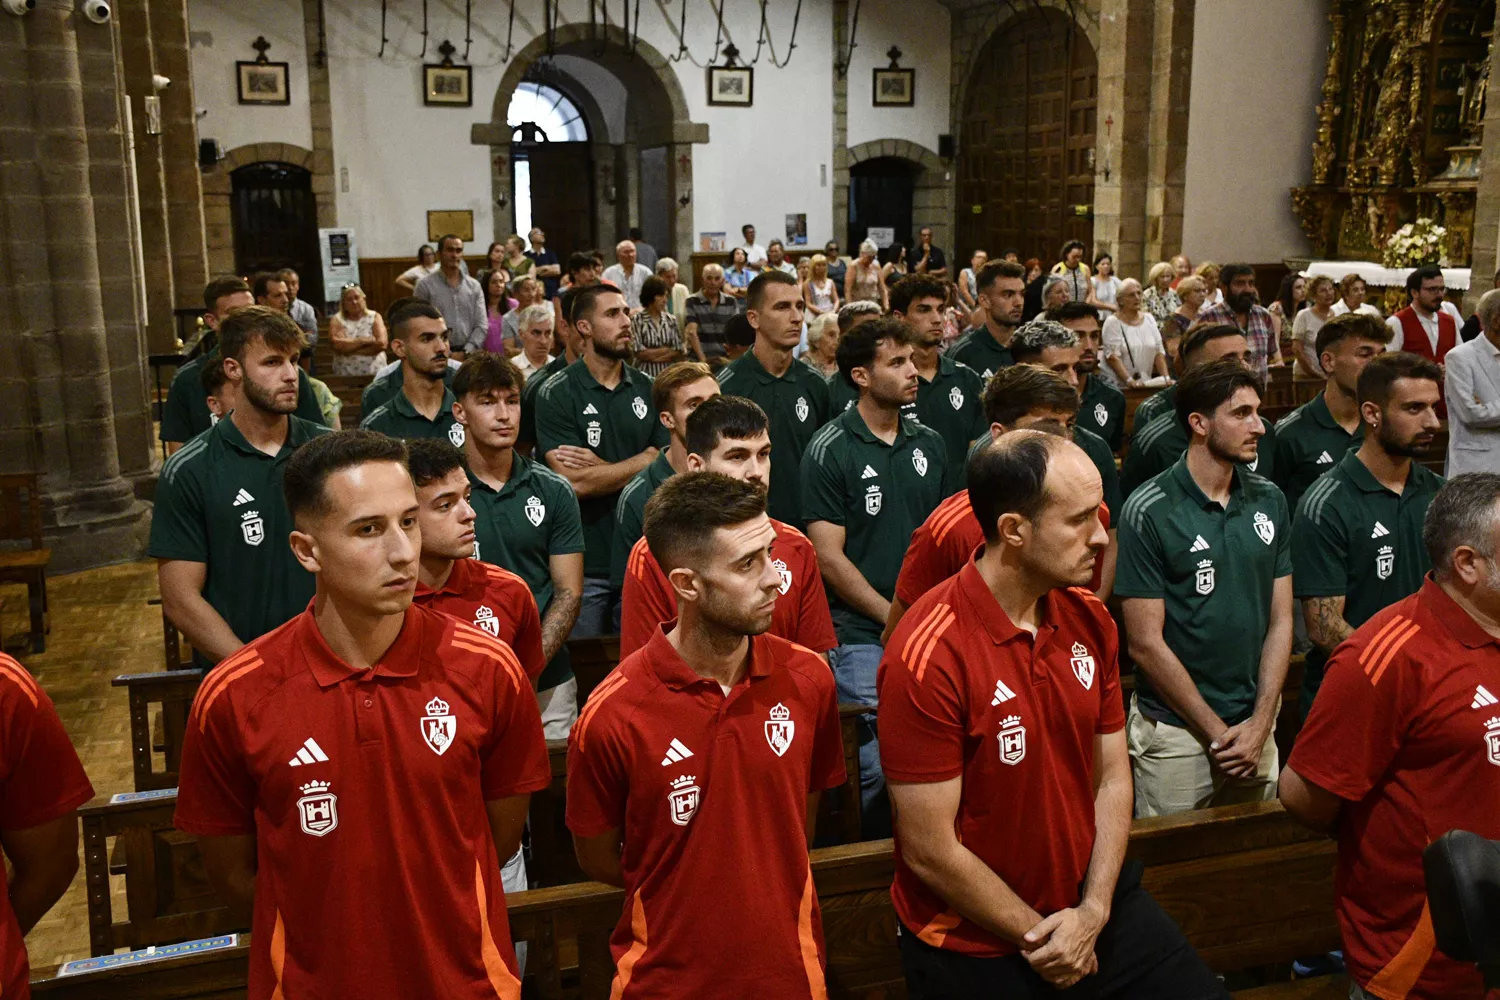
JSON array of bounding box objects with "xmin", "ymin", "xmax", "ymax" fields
[{"xmin": 508, "ymin": 82, "xmax": 588, "ymax": 237}]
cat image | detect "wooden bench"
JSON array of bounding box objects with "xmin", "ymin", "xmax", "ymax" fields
[
  {"xmin": 0, "ymin": 473, "xmax": 50, "ymax": 654},
  {"xmin": 113, "ymin": 670, "xmax": 204, "ymax": 792}
]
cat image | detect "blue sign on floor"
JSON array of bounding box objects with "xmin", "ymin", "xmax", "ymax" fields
[
  {"xmin": 108, "ymin": 787, "xmax": 178, "ymax": 805},
  {"xmin": 55, "ymin": 934, "xmax": 241, "ymax": 976}
]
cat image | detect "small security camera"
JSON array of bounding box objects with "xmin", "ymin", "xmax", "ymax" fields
[
  {"xmin": 80, "ymin": 0, "xmax": 110, "ymax": 24},
  {"xmin": 2, "ymin": 0, "xmax": 36, "ymax": 16},
  {"xmin": 152, "ymin": 74, "xmax": 172, "ymax": 92}
]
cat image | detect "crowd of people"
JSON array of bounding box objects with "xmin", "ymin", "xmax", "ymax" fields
[{"xmin": 6, "ymin": 223, "xmax": 1498, "ymax": 1000}]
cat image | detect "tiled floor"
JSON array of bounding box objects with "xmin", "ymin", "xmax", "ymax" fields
[{"xmin": 7, "ymin": 561, "xmax": 160, "ymax": 972}]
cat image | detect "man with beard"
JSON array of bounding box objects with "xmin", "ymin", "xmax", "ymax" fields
[
  {"xmin": 717, "ymin": 271, "xmax": 831, "ymax": 527},
  {"xmin": 951, "ymin": 260, "xmax": 1025, "ymax": 379},
  {"xmin": 880, "ymin": 432, "xmax": 1226, "ymax": 999},
  {"xmin": 803, "ymin": 317, "xmax": 948, "ymax": 835},
  {"xmin": 566, "ymin": 472, "xmax": 846, "ymax": 999},
  {"xmin": 360, "ymin": 302, "xmax": 465, "ymax": 445},
  {"xmin": 619, "ymin": 395, "xmax": 837, "ymax": 658},
  {"xmin": 1292, "ymin": 353, "xmax": 1443, "ymax": 717},
  {"xmin": 536, "ymin": 283, "xmax": 668, "ymax": 635},
  {"xmin": 1384, "ymin": 264, "xmax": 1464, "ymax": 365},
  {"xmin": 1048, "ymin": 301, "xmax": 1124, "ymax": 452},
  {"xmin": 1196, "ymin": 263, "xmax": 1284, "ymax": 377},
  {"xmin": 1116, "ymin": 359, "xmax": 1294, "ymax": 816},
  {"xmin": 151, "ymin": 307, "xmax": 331, "ymax": 667}
]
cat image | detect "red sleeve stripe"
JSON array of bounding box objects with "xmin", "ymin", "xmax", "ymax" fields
[
  {"xmin": 930, "ymin": 495, "xmax": 972, "ymax": 545},
  {"xmin": 193, "ymin": 652, "xmax": 266, "ymax": 731},
  {"xmin": 901, "ymin": 603, "xmax": 955, "ymax": 683},
  {"xmin": 1361, "ymin": 619, "xmax": 1420, "ymax": 687},
  {"xmin": 481, "ymin": 564, "xmax": 530, "ymax": 591},
  {"xmin": 573, "ymin": 671, "xmax": 629, "ymax": 752},
  {"xmin": 449, "ymin": 624, "xmax": 529, "ymax": 690},
  {"xmin": 0, "ymin": 656, "xmax": 38, "ymax": 706}
]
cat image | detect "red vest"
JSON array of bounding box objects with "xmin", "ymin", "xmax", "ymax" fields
[{"xmin": 1395, "ymin": 305, "xmax": 1457, "ymax": 363}]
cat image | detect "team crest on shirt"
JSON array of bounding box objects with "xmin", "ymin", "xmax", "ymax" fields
[
  {"xmin": 240, "ymin": 510, "xmax": 265, "ymax": 547},
  {"xmin": 997, "ymin": 715, "xmax": 1027, "ymax": 765},
  {"xmin": 1485, "ymin": 718, "xmax": 1500, "ymax": 767},
  {"xmin": 1094, "ymin": 403, "xmax": 1108, "ymax": 427},
  {"xmin": 765, "ymin": 703, "xmax": 796, "ymax": 757},
  {"xmin": 296, "ymin": 780, "xmax": 338, "ymax": 837},
  {"xmin": 864, "ymin": 485, "xmax": 882, "ymax": 515},
  {"xmin": 912, "ymin": 448, "xmax": 929, "ymax": 477},
  {"xmin": 773, "ymin": 558, "xmax": 792, "ymax": 595},
  {"xmin": 1376, "ymin": 545, "xmax": 1394, "ymax": 581},
  {"xmin": 525, "ymin": 495, "xmax": 546, "ymax": 527},
  {"xmin": 668, "ymin": 774, "xmax": 701, "ymax": 826},
  {"xmin": 632, "ymin": 397, "xmax": 648, "ymax": 420},
  {"xmin": 1253, "ymin": 511, "xmax": 1275, "ymax": 546},
  {"xmin": 473, "ymin": 605, "xmax": 500, "ymax": 637},
  {"xmin": 949, "ymin": 386, "xmax": 964, "ymax": 410},
  {"xmin": 1070, "ymin": 642, "xmax": 1096, "ymax": 691},
  {"xmin": 796, "ymin": 396, "xmax": 810, "ymax": 423},
  {"xmin": 587, "ymin": 420, "xmax": 602, "ymax": 447},
  {"xmin": 447, "ymin": 423, "xmax": 466, "ymax": 447},
  {"xmin": 420, "ymin": 696, "xmax": 458, "ymax": 756},
  {"xmin": 1195, "ymin": 559, "xmax": 1215, "ymax": 596}
]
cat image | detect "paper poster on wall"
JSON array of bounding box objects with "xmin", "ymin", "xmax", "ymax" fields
[
  {"xmin": 319, "ymin": 228, "xmax": 359, "ymax": 305},
  {"xmin": 785, "ymin": 214, "xmax": 808, "ymax": 246},
  {"xmin": 867, "ymin": 227, "xmax": 895, "ymax": 248},
  {"xmin": 700, "ymin": 232, "xmax": 727, "ymax": 251}
]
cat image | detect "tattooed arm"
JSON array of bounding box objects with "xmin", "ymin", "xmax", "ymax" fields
[
  {"xmin": 1303, "ymin": 595, "xmax": 1354, "ymax": 652},
  {"xmin": 541, "ymin": 552, "xmax": 584, "ymax": 664}
]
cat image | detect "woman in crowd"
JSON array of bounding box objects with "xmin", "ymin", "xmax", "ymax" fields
[
  {"xmin": 882, "ymin": 244, "xmax": 910, "ymax": 288},
  {"xmin": 801, "ymin": 312, "xmax": 841, "ymax": 379},
  {"xmin": 1050, "ymin": 239, "xmax": 1093, "ymax": 303},
  {"xmin": 478, "ymin": 268, "xmax": 514, "ymax": 355},
  {"xmin": 845, "ymin": 240, "xmax": 887, "ymax": 309},
  {"xmin": 655, "ymin": 258, "xmax": 690, "ymax": 331},
  {"xmin": 1331, "ymin": 273, "xmax": 1383, "ymax": 317},
  {"xmin": 328, "ymin": 284, "xmax": 388, "ymax": 376},
  {"xmin": 631, "ymin": 276, "xmax": 691, "ymax": 377},
  {"xmin": 803, "ymin": 254, "xmax": 840, "ymax": 319},
  {"xmin": 1269, "ymin": 273, "xmax": 1307, "ymax": 341},
  {"xmin": 724, "ymin": 247, "xmax": 755, "ymax": 299},
  {"xmin": 394, "ymin": 245, "xmax": 438, "ymax": 295},
  {"xmin": 1142, "ymin": 261, "xmax": 1182, "ymax": 326},
  {"xmin": 485, "ymin": 242, "xmax": 509, "ymax": 276},
  {"xmin": 1101, "ymin": 278, "xmax": 1169, "ymax": 389},
  {"xmin": 1023, "ymin": 258, "xmax": 1043, "ymax": 285},
  {"xmin": 1196, "ymin": 261, "xmax": 1224, "ymax": 306},
  {"xmin": 1292, "ymin": 275, "xmax": 1340, "ymax": 379},
  {"xmin": 957, "ymin": 249, "xmax": 987, "ymax": 312},
  {"xmin": 1042, "ymin": 274, "xmax": 1071, "ymax": 313},
  {"xmin": 1092, "ymin": 252, "xmax": 1121, "ymax": 313},
  {"xmin": 1162, "ymin": 274, "xmax": 1207, "ymax": 372},
  {"xmin": 503, "ymin": 235, "xmax": 533, "ymax": 278}
]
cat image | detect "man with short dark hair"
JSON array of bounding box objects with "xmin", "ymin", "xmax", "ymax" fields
[
  {"xmin": 360, "ymin": 302, "xmax": 464, "ymax": 444},
  {"xmin": 525, "ymin": 227, "xmax": 562, "ymax": 299},
  {"xmin": 912, "ymin": 226, "xmax": 948, "ymax": 281},
  {"xmin": 1385, "ymin": 263, "xmax": 1463, "ymax": 365},
  {"xmin": 453, "ymin": 352, "xmax": 585, "ymax": 738},
  {"xmin": 740, "ymin": 223, "xmax": 767, "ymax": 268},
  {"xmin": 717, "ymin": 271, "xmax": 831, "ymax": 526},
  {"xmin": 684, "ymin": 263, "xmax": 741, "ymax": 361},
  {"xmin": 151, "ymin": 306, "xmax": 331, "ymax": 668},
  {"xmin": 1048, "ymin": 301, "xmax": 1124, "ymax": 451},
  {"xmin": 176, "ymin": 429, "xmax": 550, "ymax": 998},
  {"xmin": 1195, "ymin": 263, "xmax": 1284, "ymax": 376},
  {"xmin": 722, "ymin": 311, "xmax": 756, "ymax": 362},
  {"xmin": 359, "ymin": 297, "xmax": 461, "ymax": 417},
  {"xmin": 567, "ymin": 472, "xmax": 846, "ymax": 998},
  {"xmin": 253, "ymin": 271, "xmax": 290, "ymax": 312},
  {"xmin": 201, "ymin": 357, "xmax": 235, "ymax": 423},
  {"xmin": 763, "ymin": 239, "xmax": 796, "ymax": 277},
  {"xmin": 1117, "ymin": 359, "xmax": 1293, "ymax": 816},
  {"xmin": 415, "ymin": 234, "xmax": 487, "ymax": 354},
  {"xmin": 521, "ymin": 284, "xmax": 590, "ymax": 451},
  {"xmin": 880, "ymin": 431, "xmax": 1226, "ymax": 999},
  {"xmin": 279, "ymin": 268, "xmax": 319, "ymax": 371},
  {"xmin": 1282, "ymin": 472, "xmax": 1500, "ymax": 1000},
  {"xmin": 804, "ymin": 317, "xmax": 948, "ymax": 834},
  {"xmin": 535, "ymin": 283, "xmax": 668, "ymax": 635},
  {"xmin": 1292, "ymin": 352, "xmax": 1444, "ymax": 718},
  {"xmin": 951, "ymin": 260, "xmax": 1026, "ymax": 378}
]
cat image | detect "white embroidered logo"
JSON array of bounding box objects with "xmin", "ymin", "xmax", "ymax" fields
[
  {"xmin": 997, "ymin": 715, "xmax": 1026, "ymax": 765},
  {"xmin": 865, "ymin": 485, "xmax": 882, "ymax": 515},
  {"xmin": 296, "ymin": 780, "xmax": 338, "ymax": 837},
  {"xmin": 912, "ymin": 448, "xmax": 929, "ymax": 477},
  {"xmin": 1195, "ymin": 559, "xmax": 1215, "ymax": 596},
  {"xmin": 991, "ymin": 678, "xmax": 1016, "ymax": 706},
  {"xmin": 765, "ymin": 703, "xmax": 795, "ymax": 757},
  {"xmin": 587, "ymin": 420, "xmax": 602, "ymax": 447},
  {"xmin": 447, "ymin": 423, "xmax": 466, "ymax": 447},
  {"xmin": 1253, "ymin": 511, "xmax": 1275, "ymax": 545},
  {"xmin": 796, "ymin": 396, "xmax": 810, "ymax": 422},
  {"xmin": 668, "ymin": 775, "xmax": 700, "ymax": 825},
  {"xmin": 1486, "ymin": 717, "xmax": 1500, "ymax": 767},
  {"xmin": 660, "ymin": 738, "xmax": 693, "ymax": 766},
  {"xmin": 525, "ymin": 495, "xmax": 546, "ymax": 527},
  {"xmin": 232, "ymin": 488, "xmax": 255, "ymax": 506},
  {"xmin": 773, "ymin": 558, "xmax": 792, "ymax": 595},
  {"xmin": 473, "ymin": 605, "xmax": 500, "ymax": 636},
  {"xmin": 1376, "ymin": 545, "xmax": 1394, "ymax": 581},
  {"xmin": 1070, "ymin": 642, "xmax": 1096, "ymax": 690},
  {"xmin": 1094, "ymin": 403, "xmax": 1108, "ymax": 427},
  {"xmin": 949, "ymin": 386, "xmax": 964, "ymax": 410},
  {"xmin": 632, "ymin": 397, "xmax": 648, "ymax": 420},
  {"xmin": 240, "ymin": 510, "xmax": 265, "ymax": 547},
  {"xmin": 420, "ymin": 696, "xmax": 457, "ymax": 756},
  {"xmin": 287, "ymin": 737, "xmax": 329, "ymax": 767}
]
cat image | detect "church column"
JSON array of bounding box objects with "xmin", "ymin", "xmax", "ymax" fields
[
  {"xmin": 830, "ymin": 0, "xmax": 850, "ymax": 254},
  {"xmin": 150, "ymin": 0, "xmax": 209, "ymax": 307},
  {"xmin": 302, "ymin": 0, "xmax": 338, "ymax": 228},
  {"xmin": 1093, "ymin": 0, "xmax": 1154, "ymax": 281},
  {"xmin": 1466, "ymin": 1, "xmax": 1500, "ymax": 314},
  {"xmin": 1144, "ymin": 0, "xmax": 1194, "ymax": 266}
]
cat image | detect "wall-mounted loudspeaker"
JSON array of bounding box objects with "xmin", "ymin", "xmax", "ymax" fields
[
  {"xmin": 198, "ymin": 139, "xmax": 220, "ymax": 168},
  {"xmin": 938, "ymin": 134, "xmax": 955, "ymax": 160}
]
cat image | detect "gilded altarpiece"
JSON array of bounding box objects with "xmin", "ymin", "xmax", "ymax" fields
[{"xmin": 1293, "ymin": 0, "xmax": 1494, "ymax": 265}]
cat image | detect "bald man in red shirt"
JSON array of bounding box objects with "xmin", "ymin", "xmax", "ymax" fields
[
  {"xmin": 1282, "ymin": 473, "xmax": 1500, "ymax": 1000},
  {"xmin": 175, "ymin": 430, "xmax": 549, "ymax": 999},
  {"xmin": 620, "ymin": 394, "xmax": 836, "ymax": 658},
  {"xmin": 568, "ymin": 472, "xmax": 846, "ymax": 999}
]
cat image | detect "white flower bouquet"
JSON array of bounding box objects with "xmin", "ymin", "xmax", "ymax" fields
[{"xmin": 1382, "ymin": 217, "xmax": 1448, "ymax": 268}]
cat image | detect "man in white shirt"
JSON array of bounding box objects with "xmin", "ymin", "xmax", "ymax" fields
[
  {"xmin": 739, "ymin": 223, "xmax": 767, "ymax": 268},
  {"xmin": 600, "ymin": 240, "xmax": 654, "ymax": 311},
  {"xmin": 1385, "ymin": 264, "xmax": 1463, "ymax": 363},
  {"xmin": 510, "ymin": 304, "xmax": 556, "ymax": 384},
  {"xmin": 1444, "ymin": 287, "xmax": 1500, "ymax": 476}
]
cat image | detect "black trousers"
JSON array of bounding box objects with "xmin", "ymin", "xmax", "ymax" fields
[{"xmin": 897, "ymin": 862, "xmax": 1228, "ymax": 1000}]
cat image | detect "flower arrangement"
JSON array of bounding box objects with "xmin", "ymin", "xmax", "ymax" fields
[{"xmin": 1382, "ymin": 217, "xmax": 1448, "ymax": 268}]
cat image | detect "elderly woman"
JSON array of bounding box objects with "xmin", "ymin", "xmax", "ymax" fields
[
  {"xmin": 1101, "ymin": 278, "xmax": 1169, "ymax": 389},
  {"xmin": 1196, "ymin": 261, "xmax": 1224, "ymax": 307},
  {"xmin": 845, "ymin": 239, "xmax": 887, "ymax": 309},
  {"xmin": 1142, "ymin": 261, "xmax": 1182, "ymax": 326},
  {"xmin": 655, "ymin": 257, "xmax": 690, "ymax": 332},
  {"xmin": 724, "ymin": 247, "xmax": 755, "ymax": 298},
  {"xmin": 801, "ymin": 312, "xmax": 841, "ymax": 379},
  {"xmin": 511, "ymin": 304, "xmax": 556, "ymax": 383},
  {"xmin": 1162, "ymin": 274, "xmax": 1207, "ymax": 370},
  {"xmin": 1042, "ymin": 274, "xmax": 1071, "ymax": 313},
  {"xmin": 1292, "ymin": 275, "xmax": 1340, "ymax": 379},
  {"xmin": 631, "ymin": 275, "xmax": 693, "ymax": 377},
  {"xmin": 328, "ymin": 284, "xmax": 388, "ymax": 376},
  {"xmin": 1331, "ymin": 273, "xmax": 1383, "ymax": 317}
]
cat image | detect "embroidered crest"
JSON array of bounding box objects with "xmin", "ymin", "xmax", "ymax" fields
[
  {"xmin": 912, "ymin": 448, "xmax": 929, "ymax": 477},
  {"xmin": 765, "ymin": 703, "xmax": 796, "ymax": 757},
  {"xmin": 1094, "ymin": 403, "xmax": 1108, "ymax": 427},
  {"xmin": 1070, "ymin": 642, "xmax": 1096, "ymax": 690},
  {"xmin": 997, "ymin": 715, "xmax": 1026, "ymax": 765},
  {"xmin": 1195, "ymin": 559, "xmax": 1215, "ymax": 596},
  {"xmin": 796, "ymin": 396, "xmax": 810, "ymax": 423},
  {"xmin": 1253, "ymin": 511, "xmax": 1275, "ymax": 546},
  {"xmin": 668, "ymin": 775, "xmax": 700, "ymax": 826},
  {"xmin": 524, "ymin": 495, "xmax": 546, "ymax": 527},
  {"xmin": 473, "ymin": 605, "xmax": 500, "ymax": 637},
  {"xmin": 447, "ymin": 423, "xmax": 466, "ymax": 447},
  {"xmin": 864, "ymin": 485, "xmax": 882, "ymax": 515},
  {"xmin": 773, "ymin": 558, "xmax": 792, "ymax": 595},
  {"xmin": 420, "ymin": 696, "xmax": 457, "ymax": 757},
  {"xmin": 296, "ymin": 780, "xmax": 338, "ymax": 837},
  {"xmin": 632, "ymin": 397, "xmax": 648, "ymax": 420},
  {"xmin": 1486, "ymin": 717, "xmax": 1500, "ymax": 767},
  {"xmin": 949, "ymin": 386, "xmax": 964, "ymax": 410},
  {"xmin": 240, "ymin": 511, "xmax": 265, "ymax": 547},
  {"xmin": 587, "ymin": 420, "xmax": 602, "ymax": 447},
  {"xmin": 1376, "ymin": 545, "xmax": 1394, "ymax": 581}
]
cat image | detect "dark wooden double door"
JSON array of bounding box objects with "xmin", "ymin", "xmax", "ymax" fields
[
  {"xmin": 958, "ymin": 9, "xmax": 1098, "ymax": 263},
  {"xmin": 231, "ymin": 162, "xmax": 323, "ymax": 310}
]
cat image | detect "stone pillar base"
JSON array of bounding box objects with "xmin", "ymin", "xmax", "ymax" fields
[{"xmin": 42, "ymin": 481, "xmax": 152, "ymax": 573}]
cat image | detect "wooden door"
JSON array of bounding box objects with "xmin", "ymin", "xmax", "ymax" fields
[
  {"xmin": 231, "ymin": 162, "xmax": 323, "ymax": 309},
  {"xmin": 525, "ymin": 144, "xmax": 594, "ymax": 260},
  {"xmin": 849, "ymin": 157, "xmax": 919, "ymax": 252},
  {"xmin": 958, "ymin": 10, "xmax": 1097, "ymax": 264}
]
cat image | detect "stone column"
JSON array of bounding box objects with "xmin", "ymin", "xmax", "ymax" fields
[
  {"xmin": 830, "ymin": 0, "xmax": 850, "ymax": 253},
  {"xmin": 1466, "ymin": 1, "xmax": 1500, "ymax": 313},
  {"xmin": 1144, "ymin": 0, "xmax": 1194, "ymax": 265},
  {"xmin": 151, "ymin": 0, "xmax": 209, "ymax": 307},
  {"xmin": 1093, "ymin": 0, "xmax": 1154, "ymax": 281},
  {"xmin": 302, "ymin": 0, "xmax": 337, "ymax": 228}
]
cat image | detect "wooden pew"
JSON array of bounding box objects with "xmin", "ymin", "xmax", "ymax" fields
[{"xmin": 112, "ymin": 670, "xmax": 204, "ymax": 792}]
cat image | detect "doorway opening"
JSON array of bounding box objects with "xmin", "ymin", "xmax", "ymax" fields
[
  {"xmin": 508, "ymin": 79, "xmax": 591, "ymax": 251},
  {"xmin": 849, "ymin": 157, "xmax": 920, "ymax": 258},
  {"xmin": 230, "ymin": 162, "xmax": 321, "ymax": 309}
]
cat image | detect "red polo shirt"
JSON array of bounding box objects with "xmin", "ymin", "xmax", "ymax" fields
[
  {"xmin": 895, "ymin": 493, "xmax": 1110, "ymax": 606},
  {"xmin": 878, "ymin": 561, "xmax": 1124, "ymax": 957},
  {"xmin": 0, "ymin": 654, "xmax": 93, "ymax": 999},
  {"xmin": 175, "ymin": 604, "xmax": 550, "ymax": 1000},
  {"xmin": 1288, "ymin": 577, "xmax": 1500, "ymax": 1000},
  {"xmin": 619, "ymin": 518, "xmax": 837, "ymax": 657},
  {"xmin": 566, "ymin": 629, "xmax": 846, "ymax": 999},
  {"xmin": 414, "ymin": 557, "xmax": 546, "ymax": 684}
]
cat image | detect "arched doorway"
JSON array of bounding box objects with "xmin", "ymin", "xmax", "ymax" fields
[
  {"xmin": 230, "ymin": 162, "xmax": 322, "ymax": 309},
  {"xmin": 958, "ymin": 8, "xmax": 1098, "ymax": 264},
  {"xmin": 849, "ymin": 157, "xmax": 918, "ymax": 253},
  {"xmin": 508, "ymin": 78, "xmax": 593, "ymax": 261}
]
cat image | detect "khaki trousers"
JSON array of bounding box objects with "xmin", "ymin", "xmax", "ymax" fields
[{"xmin": 1127, "ymin": 695, "xmax": 1278, "ymax": 818}]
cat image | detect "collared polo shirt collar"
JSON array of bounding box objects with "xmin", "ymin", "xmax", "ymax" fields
[
  {"xmin": 301, "ymin": 603, "xmax": 425, "ymax": 687},
  {"xmin": 1306, "ymin": 392, "xmax": 1341, "ymax": 431},
  {"xmin": 394, "ymin": 383, "xmax": 458, "ymax": 420},
  {"xmin": 1169, "ymin": 454, "xmax": 1246, "ymax": 512},
  {"xmin": 1420, "ymin": 575, "xmax": 1500, "ymax": 650},
  {"xmin": 927, "ymin": 353, "xmax": 960, "ymax": 383},
  {"xmin": 468, "ymin": 452, "xmax": 535, "ymax": 501},
  {"xmin": 217, "ymin": 413, "xmax": 296, "ymax": 461},
  {"xmin": 955, "ymin": 559, "xmax": 1059, "ymax": 650},
  {"xmin": 845, "ymin": 404, "xmax": 911, "ymax": 446},
  {"xmin": 741, "ymin": 348, "xmax": 800, "ymax": 385},
  {"xmin": 643, "ymin": 626, "xmax": 774, "ymax": 691},
  {"xmin": 1337, "ymin": 449, "xmax": 1422, "ymax": 497},
  {"xmin": 575, "ymin": 358, "xmax": 644, "ymax": 393},
  {"xmin": 413, "ymin": 555, "xmax": 475, "ymax": 601}
]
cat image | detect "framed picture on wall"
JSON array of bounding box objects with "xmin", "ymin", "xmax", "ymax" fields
[
  {"xmin": 426, "ymin": 210, "xmax": 475, "ymax": 243},
  {"xmin": 424, "ymin": 64, "xmax": 472, "ymax": 106},
  {"xmin": 873, "ymin": 67, "xmax": 914, "ymax": 107},
  {"xmin": 236, "ymin": 61, "xmax": 290, "ymax": 105},
  {"xmin": 707, "ymin": 66, "xmax": 754, "ymax": 107}
]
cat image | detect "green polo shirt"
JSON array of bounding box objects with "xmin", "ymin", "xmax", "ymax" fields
[
  {"xmin": 964, "ymin": 426, "xmax": 1122, "ymax": 515},
  {"xmin": 1115, "ymin": 457, "xmax": 1292, "ymax": 728},
  {"xmin": 535, "ymin": 359, "xmax": 667, "ymax": 579},
  {"xmin": 1131, "ymin": 384, "xmax": 1176, "ymax": 432},
  {"xmin": 361, "ymin": 364, "xmax": 457, "ymax": 417},
  {"xmin": 518, "ymin": 353, "xmax": 571, "ymax": 448},
  {"xmin": 1271, "ymin": 392, "xmax": 1363, "ymax": 513},
  {"xmin": 1079, "ymin": 374, "xmax": 1127, "ymax": 452},
  {"xmin": 1121, "ymin": 409, "xmax": 1277, "ymax": 498},
  {"xmin": 147, "ymin": 415, "xmax": 330, "ymax": 666},
  {"xmin": 1292, "ymin": 451, "xmax": 1442, "ymax": 713},
  {"xmin": 801, "ymin": 407, "xmax": 948, "ymax": 645},
  {"xmin": 159, "ymin": 353, "xmax": 326, "ymax": 443},
  {"xmin": 467, "ymin": 454, "xmax": 586, "ymax": 690},
  {"xmin": 949, "ymin": 326, "xmax": 1014, "ymax": 379},
  {"xmin": 717, "ymin": 348, "xmax": 831, "ymax": 527},
  {"xmin": 359, "ymin": 383, "xmax": 465, "ymax": 445},
  {"xmin": 610, "ymin": 451, "xmax": 677, "ymax": 588}
]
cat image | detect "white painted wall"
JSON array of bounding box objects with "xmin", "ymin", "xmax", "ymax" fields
[
  {"xmin": 845, "ymin": 0, "xmax": 951, "ymax": 156},
  {"xmin": 189, "ymin": 0, "xmax": 313, "ymax": 154},
  {"xmin": 1181, "ymin": 0, "xmax": 1328, "ymax": 263}
]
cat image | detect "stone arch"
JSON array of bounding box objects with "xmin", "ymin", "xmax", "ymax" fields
[
  {"xmin": 201, "ymin": 142, "xmax": 317, "ymax": 276},
  {"xmin": 473, "ymin": 25, "xmax": 708, "ymax": 261},
  {"xmin": 837, "ymin": 140, "xmax": 955, "ymax": 257}
]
